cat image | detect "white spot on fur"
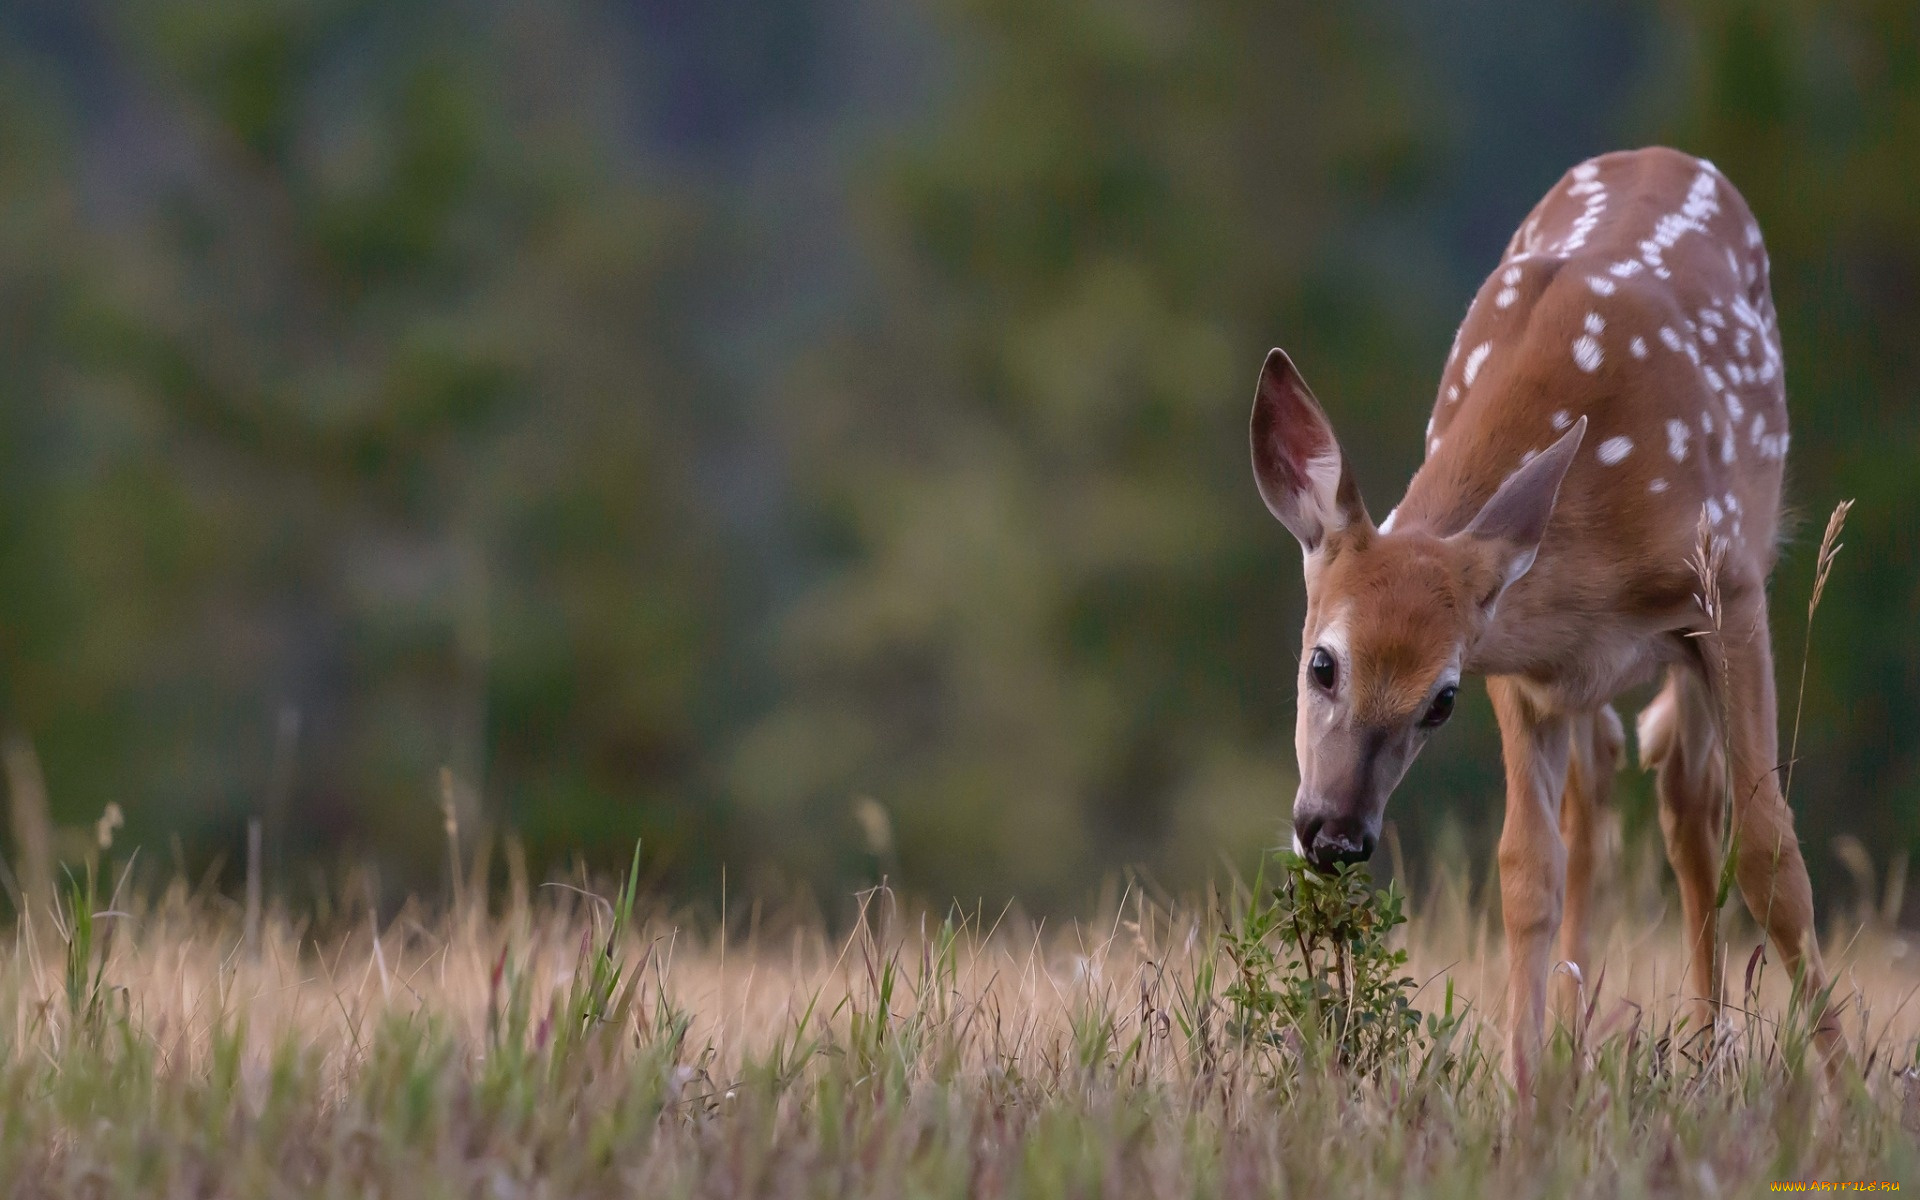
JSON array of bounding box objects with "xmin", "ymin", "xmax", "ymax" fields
[
  {"xmin": 1638, "ymin": 169, "xmax": 1720, "ymax": 280},
  {"xmin": 1724, "ymin": 393, "xmax": 1743, "ymax": 421},
  {"xmin": 1666, "ymin": 419, "xmax": 1690, "ymax": 462},
  {"xmin": 1463, "ymin": 341, "xmax": 1492, "ymax": 386},
  {"xmin": 1629, "ymin": 336, "xmax": 1647, "ymax": 359},
  {"xmin": 1551, "ymin": 410, "xmax": 1573, "ymax": 431},
  {"xmin": 1557, "ymin": 172, "xmax": 1610, "ymax": 253},
  {"xmin": 1706, "ymin": 497, "xmax": 1724, "ymax": 525},
  {"xmin": 1573, "ymin": 335, "xmax": 1603, "ymax": 372},
  {"xmin": 1597, "ymin": 436, "xmax": 1633, "ymax": 465},
  {"xmin": 1659, "ymin": 326, "xmax": 1682, "ymax": 352},
  {"xmin": 1648, "ymin": 477, "xmax": 1669, "ymax": 493},
  {"xmin": 1610, "ymin": 259, "xmax": 1642, "ymax": 278},
  {"xmin": 1587, "ymin": 275, "xmax": 1616, "ymax": 295},
  {"xmin": 1496, "ymin": 287, "xmax": 1519, "ymax": 308}
]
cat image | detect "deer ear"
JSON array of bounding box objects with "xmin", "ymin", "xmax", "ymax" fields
[
  {"xmin": 1458, "ymin": 416, "xmax": 1586, "ymax": 599},
  {"xmin": 1250, "ymin": 349, "xmax": 1369, "ymax": 553}
]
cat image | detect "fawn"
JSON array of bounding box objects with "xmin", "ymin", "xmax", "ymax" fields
[{"xmin": 1249, "ymin": 146, "xmax": 1842, "ymax": 1089}]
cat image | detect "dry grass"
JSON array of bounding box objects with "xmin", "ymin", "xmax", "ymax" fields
[{"xmin": 0, "ymin": 834, "xmax": 1917, "ymax": 1198}]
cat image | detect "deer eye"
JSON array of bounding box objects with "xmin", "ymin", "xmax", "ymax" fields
[
  {"xmin": 1421, "ymin": 685, "xmax": 1458, "ymax": 728},
  {"xmin": 1308, "ymin": 646, "xmax": 1338, "ymax": 693}
]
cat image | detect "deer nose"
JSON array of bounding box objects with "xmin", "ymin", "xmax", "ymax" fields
[{"xmin": 1294, "ymin": 814, "xmax": 1376, "ymax": 871}]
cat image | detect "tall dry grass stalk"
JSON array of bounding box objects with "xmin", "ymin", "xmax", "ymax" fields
[
  {"xmin": 244, "ymin": 818, "xmax": 262, "ymax": 956},
  {"xmin": 1685, "ymin": 508, "xmax": 1742, "ymax": 912},
  {"xmin": 2, "ymin": 733, "xmax": 53, "ymax": 927},
  {"xmin": 1785, "ymin": 498, "xmax": 1853, "ymax": 806}
]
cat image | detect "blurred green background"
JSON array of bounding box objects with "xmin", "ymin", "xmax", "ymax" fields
[{"xmin": 0, "ymin": 0, "xmax": 1912, "ymax": 913}]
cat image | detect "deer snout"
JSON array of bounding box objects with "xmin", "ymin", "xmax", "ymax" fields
[{"xmin": 1293, "ymin": 812, "xmax": 1376, "ymax": 871}]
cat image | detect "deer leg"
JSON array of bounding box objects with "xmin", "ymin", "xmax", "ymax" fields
[
  {"xmin": 1553, "ymin": 704, "xmax": 1622, "ymax": 1026},
  {"xmin": 1638, "ymin": 667, "xmax": 1724, "ymax": 1039},
  {"xmin": 1715, "ymin": 598, "xmax": 1847, "ymax": 1075},
  {"xmin": 1490, "ymin": 676, "xmax": 1573, "ymax": 1096}
]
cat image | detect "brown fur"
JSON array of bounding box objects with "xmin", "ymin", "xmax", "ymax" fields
[
  {"xmin": 1313, "ymin": 536, "xmax": 1467, "ymax": 725},
  {"xmin": 1251, "ymin": 147, "xmax": 1843, "ymax": 1094}
]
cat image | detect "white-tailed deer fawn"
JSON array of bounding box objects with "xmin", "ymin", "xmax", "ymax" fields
[{"xmin": 1249, "ymin": 146, "xmax": 1842, "ymax": 1090}]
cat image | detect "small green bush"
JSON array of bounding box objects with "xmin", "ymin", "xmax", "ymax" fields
[{"xmin": 1221, "ymin": 852, "xmax": 1457, "ymax": 1078}]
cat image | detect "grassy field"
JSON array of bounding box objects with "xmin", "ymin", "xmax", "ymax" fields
[{"xmin": 1, "ymin": 833, "xmax": 1917, "ymax": 1198}]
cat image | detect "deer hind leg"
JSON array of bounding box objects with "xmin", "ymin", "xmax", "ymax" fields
[
  {"xmin": 1637, "ymin": 667, "xmax": 1725, "ymax": 1039},
  {"xmin": 1714, "ymin": 598, "xmax": 1846, "ymax": 1072},
  {"xmin": 1553, "ymin": 703, "xmax": 1623, "ymax": 1026}
]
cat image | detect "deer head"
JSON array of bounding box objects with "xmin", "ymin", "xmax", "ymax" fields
[{"xmin": 1250, "ymin": 349, "xmax": 1585, "ymax": 870}]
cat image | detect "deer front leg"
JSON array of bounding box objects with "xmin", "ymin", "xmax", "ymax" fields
[
  {"xmin": 1489, "ymin": 676, "xmax": 1573, "ymax": 1097},
  {"xmin": 1553, "ymin": 704, "xmax": 1622, "ymax": 1026}
]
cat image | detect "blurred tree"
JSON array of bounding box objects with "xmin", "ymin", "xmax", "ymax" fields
[
  {"xmin": 0, "ymin": 40, "xmax": 98, "ymax": 874},
  {"xmin": 0, "ymin": 0, "xmax": 733, "ymax": 893},
  {"xmin": 744, "ymin": 0, "xmax": 1443, "ymax": 905}
]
